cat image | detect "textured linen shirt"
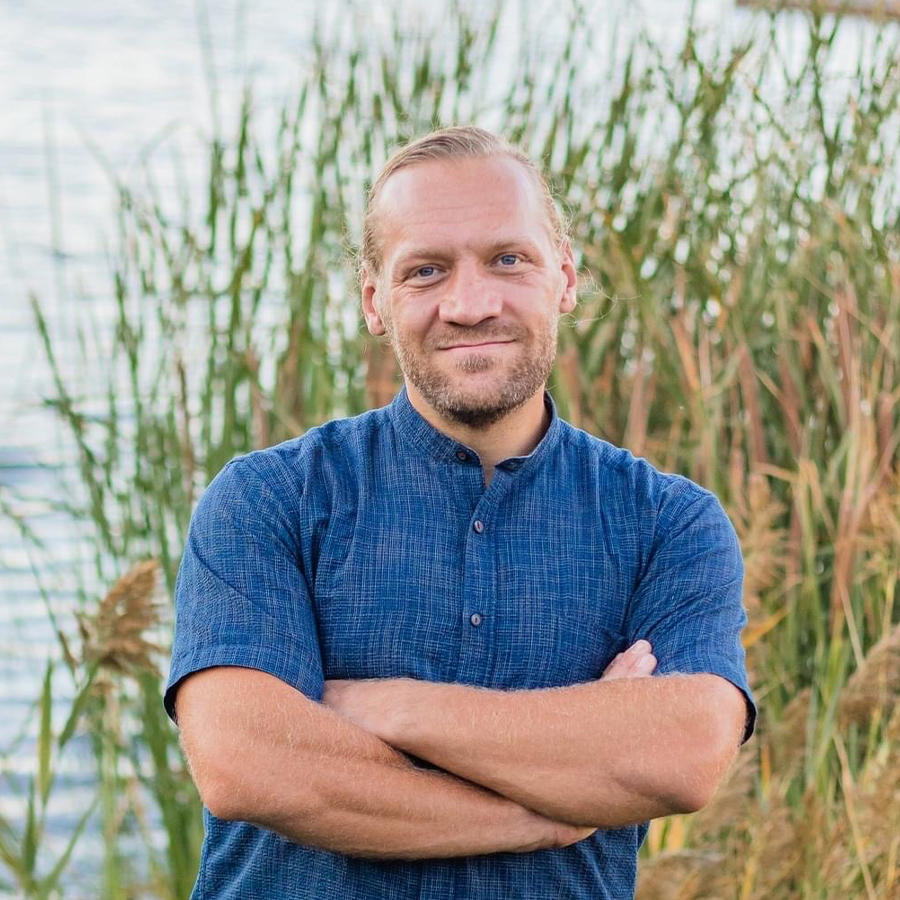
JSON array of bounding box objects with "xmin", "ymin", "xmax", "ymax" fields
[{"xmin": 164, "ymin": 383, "xmax": 757, "ymax": 900}]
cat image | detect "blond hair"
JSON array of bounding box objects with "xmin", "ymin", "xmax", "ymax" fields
[{"xmin": 360, "ymin": 125, "xmax": 567, "ymax": 278}]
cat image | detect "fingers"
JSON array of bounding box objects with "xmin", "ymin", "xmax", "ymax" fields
[
  {"xmin": 602, "ymin": 640, "xmax": 657, "ymax": 680},
  {"xmin": 602, "ymin": 651, "xmax": 656, "ymax": 680},
  {"xmin": 631, "ymin": 652, "xmax": 657, "ymax": 675}
]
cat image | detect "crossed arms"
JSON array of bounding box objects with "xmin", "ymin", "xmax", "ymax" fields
[{"xmin": 174, "ymin": 642, "xmax": 748, "ymax": 860}]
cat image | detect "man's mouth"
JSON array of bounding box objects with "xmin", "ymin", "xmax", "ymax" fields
[{"xmin": 441, "ymin": 340, "xmax": 514, "ymax": 350}]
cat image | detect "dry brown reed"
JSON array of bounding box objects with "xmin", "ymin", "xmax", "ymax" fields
[
  {"xmin": 730, "ymin": 469, "xmax": 789, "ymax": 609},
  {"xmin": 75, "ymin": 558, "xmax": 166, "ymax": 679},
  {"xmin": 768, "ymin": 685, "xmax": 813, "ymax": 777},
  {"xmin": 557, "ymin": 344, "xmax": 586, "ymax": 432},
  {"xmin": 747, "ymin": 789, "xmax": 817, "ymax": 899},
  {"xmin": 365, "ymin": 340, "xmax": 402, "ymax": 410},
  {"xmin": 838, "ymin": 620, "xmax": 900, "ymax": 727},
  {"xmin": 726, "ymin": 463, "xmax": 790, "ymax": 693},
  {"xmin": 634, "ymin": 849, "xmax": 723, "ymax": 900},
  {"xmin": 843, "ymin": 710, "xmax": 900, "ymax": 897}
]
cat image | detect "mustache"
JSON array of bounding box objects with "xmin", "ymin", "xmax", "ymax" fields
[{"xmin": 431, "ymin": 333, "xmax": 518, "ymax": 349}]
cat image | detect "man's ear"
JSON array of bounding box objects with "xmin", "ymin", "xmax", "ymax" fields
[
  {"xmin": 558, "ymin": 240, "xmax": 577, "ymax": 315},
  {"xmin": 361, "ymin": 267, "xmax": 386, "ymax": 336}
]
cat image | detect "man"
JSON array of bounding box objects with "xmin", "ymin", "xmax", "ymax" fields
[{"xmin": 164, "ymin": 125, "xmax": 756, "ymax": 899}]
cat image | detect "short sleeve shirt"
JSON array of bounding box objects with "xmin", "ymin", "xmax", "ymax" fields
[{"xmin": 164, "ymin": 384, "xmax": 757, "ymax": 900}]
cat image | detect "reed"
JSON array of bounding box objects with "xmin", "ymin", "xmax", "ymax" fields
[{"xmin": 3, "ymin": 1, "xmax": 900, "ymax": 896}]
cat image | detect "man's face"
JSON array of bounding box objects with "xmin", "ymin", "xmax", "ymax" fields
[{"xmin": 361, "ymin": 154, "xmax": 577, "ymax": 429}]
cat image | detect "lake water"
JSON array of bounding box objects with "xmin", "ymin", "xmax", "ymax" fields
[{"xmin": 0, "ymin": 0, "xmax": 885, "ymax": 893}]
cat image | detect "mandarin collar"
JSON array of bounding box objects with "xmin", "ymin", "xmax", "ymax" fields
[{"xmin": 388, "ymin": 382, "xmax": 562, "ymax": 475}]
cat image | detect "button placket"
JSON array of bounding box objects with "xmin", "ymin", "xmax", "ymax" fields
[{"xmin": 454, "ymin": 482, "xmax": 510, "ymax": 683}]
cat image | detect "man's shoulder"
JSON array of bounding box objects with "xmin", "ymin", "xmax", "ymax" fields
[
  {"xmin": 201, "ymin": 405, "xmax": 391, "ymax": 517},
  {"xmin": 230, "ymin": 404, "xmax": 391, "ymax": 477},
  {"xmin": 558, "ymin": 420, "xmax": 712, "ymax": 515},
  {"xmin": 559, "ymin": 421, "xmax": 735, "ymax": 566}
]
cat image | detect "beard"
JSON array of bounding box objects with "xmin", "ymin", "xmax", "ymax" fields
[{"xmin": 381, "ymin": 310, "xmax": 559, "ymax": 429}]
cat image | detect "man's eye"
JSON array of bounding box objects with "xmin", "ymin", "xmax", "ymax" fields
[
  {"xmin": 413, "ymin": 266, "xmax": 437, "ymax": 279},
  {"xmin": 498, "ymin": 254, "xmax": 520, "ymax": 266}
]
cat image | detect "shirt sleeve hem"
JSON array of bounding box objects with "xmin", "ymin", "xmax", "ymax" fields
[{"xmin": 163, "ymin": 643, "xmax": 324, "ymax": 725}]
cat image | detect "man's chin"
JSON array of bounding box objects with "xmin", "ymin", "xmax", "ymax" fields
[
  {"xmin": 436, "ymin": 406, "xmax": 513, "ymax": 429},
  {"xmin": 424, "ymin": 386, "xmax": 530, "ymax": 429}
]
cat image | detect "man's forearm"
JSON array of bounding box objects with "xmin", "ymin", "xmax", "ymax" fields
[
  {"xmin": 243, "ymin": 743, "xmax": 579, "ymax": 860},
  {"xmin": 177, "ymin": 667, "xmax": 590, "ymax": 860},
  {"xmin": 381, "ymin": 673, "xmax": 746, "ymax": 828}
]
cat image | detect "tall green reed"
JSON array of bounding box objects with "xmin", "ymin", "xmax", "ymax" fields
[
  {"xmin": 0, "ymin": 660, "xmax": 99, "ymax": 900},
  {"xmin": 5, "ymin": 2, "xmax": 900, "ymax": 897}
]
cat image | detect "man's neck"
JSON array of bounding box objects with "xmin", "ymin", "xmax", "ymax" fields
[{"xmin": 406, "ymin": 383, "xmax": 551, "ymax": 475}]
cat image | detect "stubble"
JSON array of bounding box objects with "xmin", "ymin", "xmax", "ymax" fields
[{"xmin": 381, "ymin": 307, "xmax": 560, "ymax": 429}]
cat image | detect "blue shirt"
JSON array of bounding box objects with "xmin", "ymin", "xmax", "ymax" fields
[{"xmin": 164, "ymin": 384, "xmax": 757, "ymax": 900}]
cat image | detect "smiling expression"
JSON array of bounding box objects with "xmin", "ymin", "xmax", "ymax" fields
[{"xmin": 361, "ymin": 154, "xmax": 576, "ymax": 429}]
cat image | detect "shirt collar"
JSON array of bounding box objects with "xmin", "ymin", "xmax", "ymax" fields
[{"xmin": 388, "ymin": 382, "xmax": 562, "ymax": 475}]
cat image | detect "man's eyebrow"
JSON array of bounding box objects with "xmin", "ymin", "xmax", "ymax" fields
[
  {"xmin": 482, "ymin": 236, "xmax": 545, "ymax": 257},
  {"xmin": 392, "ymin": 236, "xmax": 545, "ymax": 270},
  {"xmin": 392, "ymin": 248, "xmax": 455, "ymax": 270}
]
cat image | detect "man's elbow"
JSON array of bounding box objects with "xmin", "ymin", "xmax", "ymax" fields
[
  {"xmin": 188, "ymin": 743, "xmax": 322, "ymax": 824},
  {"xmin": 638, "ymin": 754, "xmax": 730, "ymax": 818},
  {"xmin": 200, "ymin": 772, "xmax": 243, "ymax": 821},
  {"xmin": 173, "ymin": 667, "xmax": 323, "ymax": 824},
  {"xmin": 193, "ymin": 754, "xmax": 320, "ymax": 824},
  {"xmin": 578, "ymin": 678, "xmax": 746, "ymax": 824},
  {"xmin": 178, "ymin": 733, "xmax": 246, "ymax": 821},
  {"xmin": 672, "ymin": 713, "xmax": 744, "ymax": 813},
  {"xmin": 669, "ymin": 775, "xmax": 718, "ymax": 816}
]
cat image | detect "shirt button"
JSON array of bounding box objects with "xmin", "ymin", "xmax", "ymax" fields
[
  {"xmin": 470, "ymin": 613, "xmax": 483, "ymax": 626},
  {"xmin": 473, "ymin": 520, "xmax": 484, "ymax": 533},
  {"xmin": 456, "ymin": 450, "xmax": 468, "ymax": 461}
]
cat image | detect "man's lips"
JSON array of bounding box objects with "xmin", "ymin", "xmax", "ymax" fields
[{"xmin": 440, "ymin": 340, "xmax": 514, "ymax": 350}]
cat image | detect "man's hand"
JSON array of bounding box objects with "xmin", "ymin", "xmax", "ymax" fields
[
  {"xmin": 321, "ymin": 641, "xmax": 657, "ymax": 739},
  {"xmin": 600, "ymin": 639, "xmax": 657, "ymax": 680},
  {"xmin": 320, "ymin": 676, "xmax": 418, "ymax": 740}
]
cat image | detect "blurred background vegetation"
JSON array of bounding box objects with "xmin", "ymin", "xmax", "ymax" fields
[{"xmin": 2, "ymin": 0, "xmax": 900, "ymax": 897}]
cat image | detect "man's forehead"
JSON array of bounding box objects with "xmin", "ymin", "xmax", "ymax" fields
[
  {"xmin": 378, "ymin": 154, "xmax": 539, "ymax": 212},
  {"xmin": 375, "ymin": 155, "xmax": 554, "ymax": 267}
]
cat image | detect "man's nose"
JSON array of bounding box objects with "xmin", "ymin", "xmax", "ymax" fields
[{"xmin": 438, "ymin": 262, "xmax": 503, "ymax": 325}]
